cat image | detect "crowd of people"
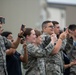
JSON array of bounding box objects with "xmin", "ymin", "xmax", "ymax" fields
[{"xmin": 0, "ymin": 16, "xmax": 76, "ymax": 75}]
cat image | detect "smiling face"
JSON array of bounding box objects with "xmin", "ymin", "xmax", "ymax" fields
[{"xmin": 27, "ymin": 29, "xmax": 36, "ymax": 43}]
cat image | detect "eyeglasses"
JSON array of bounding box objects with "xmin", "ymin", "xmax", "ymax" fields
[{"xmin": 48, "ymin": 26, "xmax": 54, "ymax": 28}]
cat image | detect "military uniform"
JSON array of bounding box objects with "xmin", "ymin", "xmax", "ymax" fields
[
  {"xmin": 69, "ymin": 40, "xmax": 76, "ymax": 75},
  {"xmin": 41, "ymin": 32, "xmax": 66, "ymax": 75},
  {"xmin": 0, "ymin": 35, "xmax": 11, "ymax": 75},
  {"xmin": 64, "ymin": 37, "xmax": 73, "ymax": 55},
  {"xmin": 22, "ymin": 39, "xmax": 54, "ymax": 75},
  {"xmin": 62, "ymin": 37, "xmax": 73, "ymax": 75}
]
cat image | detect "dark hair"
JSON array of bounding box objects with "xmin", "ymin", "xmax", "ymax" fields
[
  {"xmin": 35, "ymin": 30, "xmax": 42, "ymax": 38},
  {"xmin": 0, "ymin": 17, "xmax": 5, "ymax": 24},
  {"xmin": 42, "ymin": 20, "xmax": 52, "ymax": 29},
  {"xmin": 1, "ymin": 31, "xmax": 12, "ymax": 38},
  {"xmin": 52, "ymin": 21, "xmax": 59, "ymax": 26},
  {"xmin": 68, "ymin": 24, "xmax": 76, "ymax": 31},
  {"xmin": 23, "ymin": 28, "xmax": 33, "ymax": 37}
]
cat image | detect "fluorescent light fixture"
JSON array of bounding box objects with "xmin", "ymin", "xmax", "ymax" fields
[{"xmin": 47, "ymin": 0, "xmax": 76, "ymax": 5}]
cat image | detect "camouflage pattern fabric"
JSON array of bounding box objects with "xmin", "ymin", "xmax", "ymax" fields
[{"xmin": 0, "ymin": 35, "xmax": 11, "ymax": 75}]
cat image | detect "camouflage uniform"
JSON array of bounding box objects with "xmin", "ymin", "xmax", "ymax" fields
[
  {"xmin": 0, "ymin": 35, "xmax": 11, "ymax": 75},
  {"xmin": 64, "ymin": 37, "xmax": 73, "ymax": 55},
  {"xmin": 69, "ymin": 39, "xmax": 76, "ymax": 75},
  {"xmin": 62, "ymin": 37, "xmax": 73, "ymax": 75},
  {"xmin": 41, "ymin": 32, "xmax": 66, "ymax": 75},
  {"xmin": 22, "ymin": 40, "xmax": 54, "ymax": 75}
]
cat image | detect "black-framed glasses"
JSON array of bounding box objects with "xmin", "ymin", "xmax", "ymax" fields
[{"xmin": 48, "ymin": 26, "xmax": 54, "ymax": 28}]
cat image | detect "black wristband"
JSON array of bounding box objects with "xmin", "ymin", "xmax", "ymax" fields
[{"xmin": 18, "ymin": 34, "xmax": 23, "ymax": 38}]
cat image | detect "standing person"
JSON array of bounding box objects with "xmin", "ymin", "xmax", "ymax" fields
[
  {"xmin": 34, "ymin": 29, "xmax": 45, "ymax": 75},
  {"xmin": 68, "ymin": 24, "xmax": 76, "ymax": 75},
  {"xmin": 41, "ymin": 20, "xmax": 67, "ymax": 75},
  {"xmin": 52, "ymin": 22, "xmax": 76, "ymax": 75},
  {"xmin": 52, "ymin": 21, "xmax": 71, "ymax": 75},
  {"xmin": 0, "ymin": 16, "xmax": 24, "ymax": 75},
  {"xmin": 22, "ymin": 28, "xmax": 46, "ymax": 75},
  {"xmin": 1, "ymin": 31, "xmax": 28, "ymax": 75}
]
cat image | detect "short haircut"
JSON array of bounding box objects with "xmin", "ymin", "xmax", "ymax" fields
[
  {"xmin": 35, "ymin": 30, "xmax": 42, "ymax": 37},
  {"xmin": 42, "ymin": 20, "xmax": 52, "ymax": 29},
  {"xmin": 23, "ymin": 28, "xmax": 33, "ymax": 37},
  {"xmin": 1, "ymin": 31, "xmax": 12, "ymax": 38},
  {"xmin": 68, "ymin": 24, "xmax": 76, "ymax": 31},
  {"xmin": 52, "ymin": 21, "xmax": 59, "ymax": 26}
]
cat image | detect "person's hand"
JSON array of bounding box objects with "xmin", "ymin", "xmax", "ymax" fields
[
  {"xmin": 18, "ymin": 28, "xmax": 24, "ymax": 38},
  {"xmin": 23, "ymin": 42, "xmax": 27, "ymax": 51},
  {"xmin": 59, "ymin": 31, "xmax": 67, "ymax": 40},
  {"xmin": 70, "ymin": 60, "xmax": 76, "ymax": 66},
  {"xmin": 51, "ymin": 33, "xmax": 57, "ymax": 45},
  {"xmin": 51, "ymin": 33, "xmax": 57, "ymax": 42}
]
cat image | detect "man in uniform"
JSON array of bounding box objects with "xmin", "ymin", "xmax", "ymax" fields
[
  {"xmin": 41, "ymin": 20, "xmax": 67, "ymax": 75},
  {"xmin": 68, "ymin": 24, "xmax": 76, "ymax": 75}
]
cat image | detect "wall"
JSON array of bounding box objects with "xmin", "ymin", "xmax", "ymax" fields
[
  {"xmin": 66, "ymin": 6, "xmax": 76, "ymax": 26},
  {"xmin": 1, "ymin": 0, "xmax": 76, "ymax": 43},
  {"xmin": 47, "ymin": 7, "xmax": 66, "ymax": 29},
  {"xmin": 0, "ymin": 0, "xmax": 40, "ymax": 38}
]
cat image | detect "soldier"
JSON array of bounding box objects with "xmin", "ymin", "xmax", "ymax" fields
[
  {"xmin": 62, "ymin": 28, "xmax": 73, "ymax": 75},
  {"xmin": 22, "ymin": 28, "xmax": 45, "ymax": 75},
  {"xmin": 68, "ymin": 24, "xmax": 76, "ymax": 75},
  {"xmin": 34, "ymin": 29, "xmax": 46, "ymax": 75},
  {"xmin": 0, "ymin": 17, "xmax": 24, "ymax": 75},
  {"xmin": 41, "ymin": 20, "xmax": 67, "ymax": 75},
  {"xmin": 57, "ymin": 26, "xmax": 76, "ymax": 75}
]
